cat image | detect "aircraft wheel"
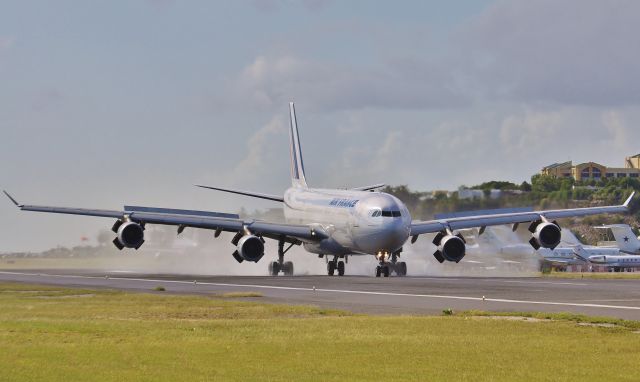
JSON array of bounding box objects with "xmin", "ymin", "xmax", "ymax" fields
[
  {"xmin": 269, "ymin": 261, "xmax": 280, "ymax": 276},
  {"xmin": 337, "ymin": 261, "xmax": 345, "ymax": 276},
  {"xmin": 327, "ymin": 261, "xmax": 336, "ymax": 276},
  {"xmin": 283, "ymin": 261, "xmax": 294, "ymax": 276},
  {"xmin": 398, "ymin": 262, "xmax": 407, "ymax": 276},
  {"xmin": 375, "ymin": 266, "xmax": 381, "ymax": 277},
  {"xmin": 383, "ymin": 266, "xmax": 390, "ymax": 277}
]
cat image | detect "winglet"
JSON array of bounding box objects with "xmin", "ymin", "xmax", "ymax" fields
[
  {"xmin": 623, "ymin": 191, "xmax": 635, "ymax": 207},
  {"xmin": 3, "ymin": 190, "xmax": 23, "ymax": 208}
]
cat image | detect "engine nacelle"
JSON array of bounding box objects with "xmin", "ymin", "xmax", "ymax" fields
[
  {"xmin": 432, "ymin": 232, "xmax": 466, "ymax": 263},
  {"xmin": 529, "ymin": 222, "xmax": 561, "ymax": 250},
  {"xmin": 114, "ymin": 222, "xmax": 145, "ymax": 250},
  {"xmin": 236, "ymin": 235, "xmax": 265, "ymax": 263}
]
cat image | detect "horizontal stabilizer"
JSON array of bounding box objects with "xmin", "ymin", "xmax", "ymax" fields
[
  {"xmin": 195, "ymin": 185, "xmax": 284, "ymax": 203},
  {"xmin": 352, "ymin": 184, "xmax": 386, "ymax": 192}
]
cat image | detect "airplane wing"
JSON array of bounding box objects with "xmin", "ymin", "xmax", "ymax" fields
[
  {"xmin": 410, "ymin": 192, "xmax": 634, "ymax": 236},
  {"xmin": 2, "ymin": 191, "xmax": 326, "ymax": 244}
]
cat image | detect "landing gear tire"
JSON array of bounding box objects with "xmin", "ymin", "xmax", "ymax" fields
[
  {"xmin": 282, "ymin": 261, "xmax": 294, "ymax": 276},
  {"xmin": 375, "ymin": 266, "xmax": 381, "ymax": 277},
  {"xmin": 268, "ymin": 261, "xmax": 280, "ymax": 276},
  {"xmin": 328, "ymin": 261, "xmax": 336, "ymax": 276},
  {"xmin": 398, "ymin": 262, "xmax": 407, "ymax": 276},
  {"xmin": 382, "ymin": 266, "xmax": 390, "ymax": 277},
  {"xmin": 337, "ymin": 261, "xmax": 345, "ymax": 276}
]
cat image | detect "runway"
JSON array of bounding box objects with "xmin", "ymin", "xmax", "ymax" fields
[{"xmin": 2, "ymin": 269, "xmax": 640, "ymax": 320}]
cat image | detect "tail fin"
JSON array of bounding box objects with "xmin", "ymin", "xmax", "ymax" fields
[
  {"xmin": 288, "ymin": 102, "xmax": 308, "ymax": 188},
  {"xmin": 608, "ymin": 225, "xmax": 640, "ymax": 254}
]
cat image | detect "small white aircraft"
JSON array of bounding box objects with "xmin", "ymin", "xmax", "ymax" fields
[
  {"xmin": 572, "ymin": 245, "xmax": 640, "ymax": 272},
  {"xmin": 3, "ymin": 103, "xmax": 635, "ymax": 277}
]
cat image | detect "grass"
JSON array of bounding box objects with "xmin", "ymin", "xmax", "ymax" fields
[
  {"xmin": 543, "ymin": 271, "xmax": 640, "ymax": 279},
  {"xmin": 220, "ymin": 291, "xmax": 263, "ymax": 298},
  {"xmin": 0, "ymin": 282, "xmax": 639, "ymax": 381}
]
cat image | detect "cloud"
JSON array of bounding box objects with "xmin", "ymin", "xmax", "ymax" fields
[
  {"xmin": 228, "ymin": 54, "xmax": 468, "ymax": 111},
  {"xmin": 0, "ymin": 36, "xmax": 13, "ymax": 51},
  {"xmin": 250, "ymin": 0, "xmax": 332, "ymax": 13},
  {"xmin": 459, "ymin": 0, "xmax": 640, "ymax": 106},
  {"xmin": 203, "ymin": 115, "xmax": 287, "ymax": 189}
]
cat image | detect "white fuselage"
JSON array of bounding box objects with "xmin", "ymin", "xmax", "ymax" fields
[
  {"xmin": 588, "ymin": 252, "xmax": 640, "ymax": 268},
  {"xmin": 540, "ymin": 246, "xmax": 623, "ymax": 266},
  {"xmin": 283, "ymin": 187, "xmax": 412, "ymax": 256},
  {"xmin": 538, "ymin": 247, "xmax": 587, "ymax": 265}
]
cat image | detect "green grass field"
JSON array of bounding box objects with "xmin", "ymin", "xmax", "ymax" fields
[{"xmin": 1, "ymin": 282, "xmax": 639, "ymax": 382}]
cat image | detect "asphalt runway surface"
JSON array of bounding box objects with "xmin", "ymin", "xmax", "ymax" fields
[{"xmin": 2, "ymin": 269, "xmax": 640, "ymax": 320}]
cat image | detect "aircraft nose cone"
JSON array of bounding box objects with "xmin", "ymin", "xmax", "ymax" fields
[{"xmin": 382, "ymin": 219, "xmax": 410, "ymax": 251}]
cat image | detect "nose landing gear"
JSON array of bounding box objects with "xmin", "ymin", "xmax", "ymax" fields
[{"xmin": 375, "ymin": 249, "xmax": 407, "ymax": 277}]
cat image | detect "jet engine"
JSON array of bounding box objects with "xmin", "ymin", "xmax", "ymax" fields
[
  {"xmin": 113, "ymin": 221, "xmax": 145, "ymax": 250},
  {"xmin": 528, "ymin": 221, "xmax": 561, "ymax": 250},
  {"xmin": 231, "ymin": 235, "xmax": 265, "ymax": 263},
  {"xmin": 432, "ymin": 232, "xmax": 466, "ymax": 263}
]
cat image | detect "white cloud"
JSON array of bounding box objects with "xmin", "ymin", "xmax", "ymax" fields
[
  {"xmin": 229, "ymin": 54, "xmax": 468, "ymax": 112},
  {"xmin": 203, "ymin": 115, "xmax": 287, "ymax": 189}
]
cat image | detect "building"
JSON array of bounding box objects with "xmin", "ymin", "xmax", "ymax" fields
[{"xmin": 541, "ymin": 154, "xmax": 640, "ymax": 181}]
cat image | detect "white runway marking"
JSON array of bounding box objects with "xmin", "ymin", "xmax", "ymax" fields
[
  {"xmin": 498, "ymin": 280, "xmax": 589, "ymax": 286},
  {"xmin": 2, "ymin": 271, "xmax": 640, "ymax": 312}
]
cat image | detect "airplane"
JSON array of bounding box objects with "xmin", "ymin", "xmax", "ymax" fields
[
  {"xmin": 2, "ymin": 102, "xmax": 636, "ymax": 277},
  {"xmin": 572, "ymin": 245, "xmax": 640, "ymax": 272},
  {"xmin": 594, "ymin": 224, "xmax": 640, "ymax": 255}
]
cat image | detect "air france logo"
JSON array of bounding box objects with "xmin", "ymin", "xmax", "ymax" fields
[{"xmin": 329, "ymin": 198, "xmax": 359, "ymax": 208}]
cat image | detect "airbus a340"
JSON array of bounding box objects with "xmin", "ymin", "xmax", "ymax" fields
[{"xmin": 4, "ymin": 103, "xmax": 635, "ymax": 277}]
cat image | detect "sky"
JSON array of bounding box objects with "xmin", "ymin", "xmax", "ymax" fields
[{"xmin": 1, "ymin": 0, "xmax": 640, "ymax": 251}]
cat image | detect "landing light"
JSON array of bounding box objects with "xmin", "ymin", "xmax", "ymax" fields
[{"xmin": 376, "ymin": 251, "xmax": 389, "ymax": 261}]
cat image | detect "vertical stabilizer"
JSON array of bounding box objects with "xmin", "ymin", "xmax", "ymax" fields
[
  {"xmin": 608, "ymin": 225, "xmax": 640, "ymax": 254},
  {"xmin": 289, "ymin": 102, "xmax": 308, "ymax": 188}
]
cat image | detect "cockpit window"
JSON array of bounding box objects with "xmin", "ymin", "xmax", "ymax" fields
[{"xmin": 380, "ymin": 210, "xmax": 401, "ymax": 218}]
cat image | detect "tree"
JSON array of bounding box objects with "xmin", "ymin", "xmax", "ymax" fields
[{"xmin": 520, "ymin": 181, "xmax": 532, "ymax": 192}]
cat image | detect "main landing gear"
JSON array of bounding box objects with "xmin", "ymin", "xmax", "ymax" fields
[
  {"xmin": 375, "ymin": 250, "xmax": 407, "ymax": 278},
  {"xmin": 268, "ymin": 239, "xmax": 295, "ymax": 276},
  {"xmin": 327, "ymin": 255, "xmax": 346, "ymax": 276}
]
